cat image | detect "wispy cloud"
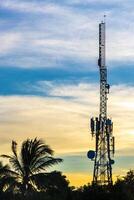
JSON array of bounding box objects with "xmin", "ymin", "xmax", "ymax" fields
[
  {"xmin": 1, "ymin": 82, "xmax": 134, "ymax": 154},
  {"xmin": 0, "ymin": 0, "xmax": 134, "ymax": 68},
  {"xmin": 0, "ymin": 0, "xmax": 63, "ymax": 15},
  {"xmin": 0, "ymin": 32, "xmax": 21, "ymax": 55}
]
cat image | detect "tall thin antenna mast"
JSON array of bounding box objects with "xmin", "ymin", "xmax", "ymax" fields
[{"xmin": 87, "ymin": 19, "xmax": 115, "ymax": 185}]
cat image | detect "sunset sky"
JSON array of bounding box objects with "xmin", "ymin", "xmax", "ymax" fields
[{"xmin": 1, "ymin": 0, "xmax": 134, "ymax": 187}]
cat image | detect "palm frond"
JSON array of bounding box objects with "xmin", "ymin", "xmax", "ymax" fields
[
  {"xmin": 12, "ymin": 140, "xmax": 18, "ymax": 157},
  {"xmin": 1, "ymin": 154, "xmax": 23, "ymax": 175},
  {"xmin": 31, "ymin": 157, "xmax": 63, "ymax": 173},
  {"xmin": 1, "ymin": 154, "xmax": 13, "ymax": 159},
  {"xmin": 0, "ymin": 165, "xmax": 11, "ymax": 176},
  {"xmin": 20, "ymin": 138, "xmax": 54, "ymax": 172},
  {"xmin": 0, "ymin": 168, "xmax": 20, "ymax": 177},
  {"xmin": 9, "ymin": 156, "xmax": 23, "ymax": 175},
  {"xmin": 35, "ymin": 139, "xmax": 54, "ymax": 156},
  {"xmin": 0, "ymin": 175, "xmax": 20, "ymax": 192}
]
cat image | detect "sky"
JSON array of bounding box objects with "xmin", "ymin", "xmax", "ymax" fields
[{"xmin": 1, "ymin": 0, "xmax": 134, "ymax": 187}]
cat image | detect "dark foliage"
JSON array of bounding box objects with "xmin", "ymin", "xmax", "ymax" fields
[
  {"xmin": 71, "ymin": 170, "xmax": 134, "ymax": 200},
  {"xmin": 0, "ymin": 138, "xmax": 63, "ymax": 199},
  {"xmin": 1, "ymin": 170, "xmax": 134, "ymax": 200},
  {"xmin": 0, "ymin": 139, "xmax": 134, "ymax": 200}
]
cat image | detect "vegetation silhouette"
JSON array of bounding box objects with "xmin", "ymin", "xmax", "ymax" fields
[
  {"xmin": 0, "ymin": 138, "xmax": 63, "ymax": 199},
  {"xmin": 0, "ymin": 138, "xmax": 134, "ymax": 200}
]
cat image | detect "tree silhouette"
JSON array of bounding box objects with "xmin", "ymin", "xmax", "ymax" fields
[{"xmin": 1, "ymin": 138, "xmax": 62, "ymax": 197}]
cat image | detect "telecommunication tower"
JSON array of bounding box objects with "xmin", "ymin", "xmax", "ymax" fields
[{"xmin": 87, "ymin": 19, "xmax": 115, "ymax": 185}]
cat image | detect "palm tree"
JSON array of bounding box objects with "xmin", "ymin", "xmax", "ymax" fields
[
  {"xmin": 1, "ymin": 138, "xmax": 62, "ymax": 196},
  {"xmin": 0, "ymin": 161, "xmax": 12, "ymax": 192}
]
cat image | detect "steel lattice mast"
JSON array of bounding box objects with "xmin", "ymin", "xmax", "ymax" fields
[{"xmin": 87, "ymin": 20, "xmax": 115, "ymax": 185}]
